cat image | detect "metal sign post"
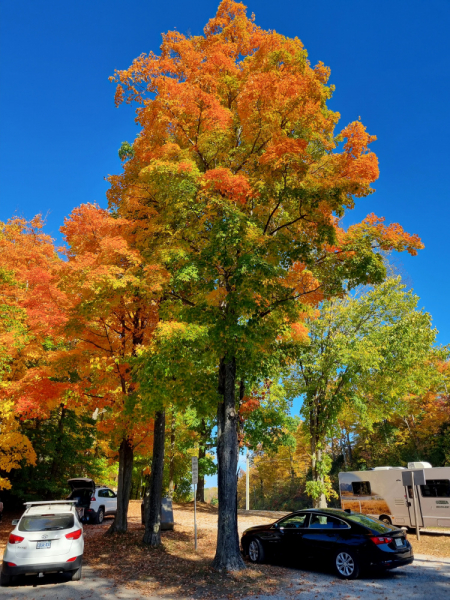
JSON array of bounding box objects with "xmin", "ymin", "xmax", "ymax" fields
[
  {"xmin": 192, "ymin": 456, "xmax": 198, "ymax": 551},
  {"xmin": 402, "ymin": 469, "xmax": 425, "ymax": 541},
  {"xmin": 411, "ymin": 471, "xmax": 420, "ymax": 541}
]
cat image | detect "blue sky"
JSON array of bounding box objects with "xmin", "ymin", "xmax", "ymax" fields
[{"xmin": 1, "ymin": 1, "xmax": 449, "ymax": 485}]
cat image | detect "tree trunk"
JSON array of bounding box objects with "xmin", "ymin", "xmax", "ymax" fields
[
  {"xmin": 196, "ymin": 418, "xmax": 207, "ymax": 502},
  {"xmin": 143, "ymin": 410, "xmax": 166, "ymax": 547},
  {"xmin": 168, "ymin": 410, "xmax": 176, "ymax": 499},
  {"xmin": 49, "ymin": 404, "xmax": 66, "ymax": 484},
  {"xmin": 196, "ymin": 442, "xmax": 206, "ymax": 503},
  {"xmin": 107, "ymin": 437, "xmax": 134, "ymax": 534},
  {"xmin": 212, "ymin": 357, "xmax": 245, "ymax": 572},
  {"xmin": 309, "ymin": 397, "xmax": 327, "ymax": 509}
]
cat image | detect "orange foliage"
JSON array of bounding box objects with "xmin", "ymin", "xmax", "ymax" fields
[
  {"xmin": 107, "ymin": 0, "xmax": 422, "ymax": 338},
  {"xmin": 57, "ymin": 203, "xmax": 166, "ymax": 450}
]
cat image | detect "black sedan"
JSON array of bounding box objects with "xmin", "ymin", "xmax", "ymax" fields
[{"xmin": 241, "ymin": 508, "xmax": 413, "ymax": 579}]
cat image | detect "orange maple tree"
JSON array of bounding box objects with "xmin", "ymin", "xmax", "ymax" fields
[
  {"xmin": 0, "ymin": 217, "xmax": 67, "ymax": 487},
  {"xmin": 105, "ymin": 0, "xmax": 423, "ymax": 569},
  {"xmin": 57, "ymin": 203, "xmax": 166, "ymax": 533}
]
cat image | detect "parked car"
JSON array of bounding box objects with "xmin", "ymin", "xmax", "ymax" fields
[
  {"xmin": 1, "ymin": 500, "xmax": 83, "ymax": 586},
  {"xmin": 241, "ymin": 508, "xmax": 413, "ymax": 579},
  {"xmin": 67, "ymin": 478, "xmax": 117, "ymax": 524}
]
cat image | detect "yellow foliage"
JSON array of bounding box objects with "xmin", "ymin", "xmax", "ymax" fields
[{"xmin": 0, "ymin": 400, "xmax": 36, "ymax": 489}]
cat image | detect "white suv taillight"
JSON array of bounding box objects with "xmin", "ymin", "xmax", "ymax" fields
[
  {"xmin": 65, "ymin": 529, "xmax": 82, "ymax": 540},
  {"xmin": 91, "ymin": 497, "xmax": 96, "ymax": 501},
  {"xmin": 9, "ymin": 534, "xmax": 24, "ymax": 544}
]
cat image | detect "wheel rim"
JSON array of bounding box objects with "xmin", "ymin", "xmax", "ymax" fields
[
  {"xmin": 98, "ymin": 511, "xmax": 104, "ymax": 523},
  {"xmin": 249, "ymin": 540, "xmax": 259, "ymax": 562},
  {"xmin": 336, "ymin": 552, "xmax": 355, "ymax": 577}
]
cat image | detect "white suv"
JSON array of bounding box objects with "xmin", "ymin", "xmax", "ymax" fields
[
  {"xmin": 1, "ymin": 501, "xmax": 84, "ymax": 586},
  {"xmin": 67, "ymin": 478, "xmax": 117, "ymax": 524}
]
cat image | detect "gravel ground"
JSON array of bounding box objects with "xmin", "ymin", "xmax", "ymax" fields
[
  {"xmin": 1, "ymin": 554, "xmax": 449, "ymax": 599},
  {"xmin": 2, "ymin": 503, "xmax": 450, "ymax": 599}
]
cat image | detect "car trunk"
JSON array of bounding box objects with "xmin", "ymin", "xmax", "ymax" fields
[{"xmin": 67, "ymin": 478, "xmax": 95, "ymax": 509}]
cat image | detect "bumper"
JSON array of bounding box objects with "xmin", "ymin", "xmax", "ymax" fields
[
  {"xmin": 369, "ymin": 555, "xmax": 414, "ymax": 570},
  {"xmin": 2, "ymin": 555, "xmax": 82, "ymax": 576}
]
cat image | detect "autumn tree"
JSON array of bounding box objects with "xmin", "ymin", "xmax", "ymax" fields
[
  {"xmin": 108, "ymin": 1, "xmax": 423, "ymax": 570},
  {"xmin": 238, "ymin": 422, "xmax": 310, "ymax": 511},
  {"xmin": 348, "ymin": 360, "xmax": 450, "ymax": 469},
  {"xmin": 58, "ymin": 203, "xmax": 165, "ymax": 533},
  {"xmin": 0, "ymin": 217, "xmax": 67, "ymax": 488},
  {"xmin": 134, "ymin": 321, "xmax": 218, "ymax": 544},
  {"xmin": 287, "ymin": 278, "xmax": 444, "ymax": 507}
]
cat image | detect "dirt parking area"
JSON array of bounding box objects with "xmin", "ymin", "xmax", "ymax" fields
[{"xmin": 1, "ymin": 502, "xmax": 450, "ymax": 599}]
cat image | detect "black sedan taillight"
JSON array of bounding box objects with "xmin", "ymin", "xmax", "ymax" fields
[{"xmin": 370, "ymin": 536, "xmax": 393, "ymax": 545}]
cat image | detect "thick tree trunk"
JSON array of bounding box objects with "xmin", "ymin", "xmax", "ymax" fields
[
  {"xmin": 212, "ymin": 357, "xmax": 245, "ymax": 572},
  {"xmin": 107, "ymin": 437, "xmax": 134, "ymax": 534},
  {"xmin": 196, "ymin": 418, "xmax": 207, "ymax": 502},
  {"xmin": 143, "ymin": 410, "xmax": 166, "ymax": 547},
  {"xmin": 196, "ymin": 442, "xmax": 206, "ymax": 503}
]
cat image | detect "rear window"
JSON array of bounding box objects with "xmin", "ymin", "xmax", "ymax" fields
[
  {"xmin": 346, "ymin": 513, "xmax": 395, "ymax": 533},
  {"xmin": 19, "ymin": 514, "xmax": 74, "ymax": 532}
]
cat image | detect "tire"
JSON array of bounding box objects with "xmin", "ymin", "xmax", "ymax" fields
[
  {"xmin": 0, "ymin": 571, "xmax": 11, "ymax": 587},
  {"xmin": 247, "ymin": 538, "xmax": 265, "ymax": 564},
  {"xmin": 71, "ymin": 565, "xmax": 82, "ymax": 581},
  {"xmin": 379, "ymin": 515, "xmax": 392, "ymax": 525},
  {"xmin": 95, "ymin": 507, "xmax": 105, "ymax": 524},
  {"xmin": 334, "ymin": 549, "xmax": 360, "ymax": 580}
]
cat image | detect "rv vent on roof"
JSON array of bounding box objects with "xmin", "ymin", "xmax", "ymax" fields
[
  {"xmin": 372, "ymin": 466, "xmax": 405, "ymax": 470},
  {"xmin": 407, "ymin": 461, "xmax": 432, "ymax": 469}
]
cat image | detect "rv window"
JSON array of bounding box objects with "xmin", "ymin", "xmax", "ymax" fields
[
  {"xmin": 352, "ymin": 481, "xmax": 371, "ymax": 496},
  {"xmin": 420, "ymin": 480, "xmax": 450, "ymax": 498}
]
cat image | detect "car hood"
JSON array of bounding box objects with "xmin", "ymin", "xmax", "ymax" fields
[
  {"xmin": 67, "ymin": 478, "xmax": 95, "ymax": 491},
  {"xmin": 242, "ymin": 523, "xmax": 272, "ymax": 535}
]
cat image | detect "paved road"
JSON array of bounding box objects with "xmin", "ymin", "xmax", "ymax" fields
[
  {"xmin": 253, "ymin": 554, "xmax": 450, "ymax": 599},
  {"xmin": 1, "ymin": 554, "xmax": 449, "ymax": 599}
]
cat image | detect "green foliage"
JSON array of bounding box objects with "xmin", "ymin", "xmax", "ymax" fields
[
  {"xmin": 305, "ymin": 454, "xmax": 337, "ymax": 502},
  {"xmin": 289, "ymin": 278, "xmax": 443, "ymax": 441},
  {"xmin": 243, "ymin": 381, "xmax": 297, "ymax": 453},
  {"xmin": 8, "ymin": 408, "xmax": 113, "ymax": 502},
  {"xmin": 118, "ymin": 141, "xmax": 135, "ymax": 161}
]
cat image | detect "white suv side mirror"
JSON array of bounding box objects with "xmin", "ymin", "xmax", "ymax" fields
[{"xmin": 12, "ymin": 519, "xmax": 19, "ymax": 525}]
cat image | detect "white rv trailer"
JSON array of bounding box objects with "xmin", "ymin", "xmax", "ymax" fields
[{"xmin": 339, "ymin": 463, "xmax": 450, "ymax": 528}]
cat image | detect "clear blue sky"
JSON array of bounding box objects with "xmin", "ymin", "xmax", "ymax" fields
[{"xmin": 1, "ymin": 1, "xmax": 448, "ymax": 340}]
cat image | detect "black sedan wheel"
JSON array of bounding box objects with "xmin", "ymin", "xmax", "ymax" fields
[
  {"xmin": 248, "ymin": 538, "xmax": 265, "ymax": 564},
  {"xmin": 335, "ymin": 549, "xmax": 360, "ymax": 579}
]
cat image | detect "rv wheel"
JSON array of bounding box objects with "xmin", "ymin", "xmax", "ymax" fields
[{"xmin": 379, "ymin": 515, "xmax": 391, "ymax": 525}]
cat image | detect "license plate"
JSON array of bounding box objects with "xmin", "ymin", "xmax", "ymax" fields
[
  {"xmin": 395, "ymin": 538, "xmax": 403, "ymax": 547},
  {"xmin": 36, "ymin": 541, "xmax": 51, "ymax": 549}
]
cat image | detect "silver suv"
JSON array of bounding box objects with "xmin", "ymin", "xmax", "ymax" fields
[{"xmin": 67, "ymin": 478, "xmax": 117, "ymax": 524}]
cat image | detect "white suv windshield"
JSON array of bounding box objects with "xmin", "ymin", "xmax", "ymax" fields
[{"xmin": 19, "ymin": 514, "xmax": 74, "ymax": 532}]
